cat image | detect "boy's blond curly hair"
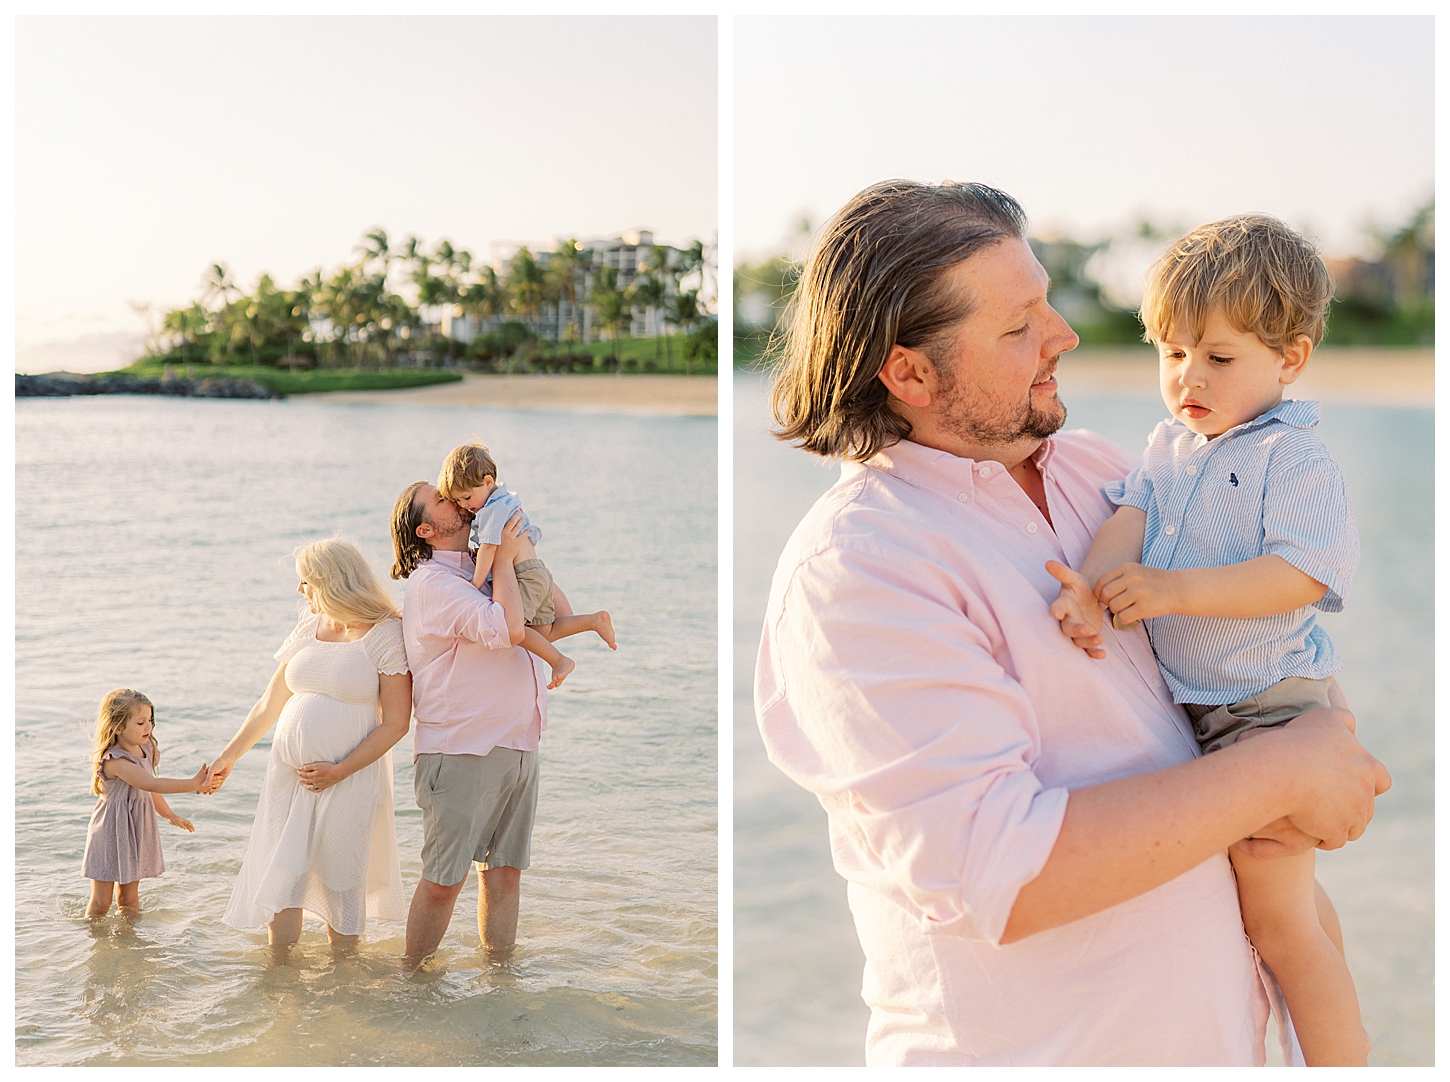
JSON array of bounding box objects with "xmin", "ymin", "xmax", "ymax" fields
[
  {"xmin": 1140, "ymin": 214, "xmax": 1334, "ymax": 353},
  {"xmin": 437, "ymin": 442, "xmax": 498, "ymax": 502}
]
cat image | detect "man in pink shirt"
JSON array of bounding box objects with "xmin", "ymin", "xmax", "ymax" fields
[
  {"xmin": 755, "ymin": 180, "xmax": 1390, "ymax": 1065},
  {"xmin": 390, "ymin": 480, "xmax": 542, "ymax": 964}
]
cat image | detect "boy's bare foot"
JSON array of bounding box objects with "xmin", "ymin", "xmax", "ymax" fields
[
  {"xmin": 549, "ymin": 655, "xmax": 575, "ymax": 689},
  {"xmin": 594, "ymin": 611, "xmax": 617, "ymax": 650}
]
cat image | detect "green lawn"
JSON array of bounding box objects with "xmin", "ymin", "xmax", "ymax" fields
[{"xmin": 553, "ymin": 334, "xmax": 716, "ymax": 374}]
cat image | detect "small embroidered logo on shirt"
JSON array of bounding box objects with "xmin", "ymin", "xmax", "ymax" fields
[{"xmin": 1228, "ymin": 473, "xmax": 1239, "ymax": 487}]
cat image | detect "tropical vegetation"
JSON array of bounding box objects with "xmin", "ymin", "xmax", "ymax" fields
[{"xmin": 142, "ymin": 229, "xmax": 716, "ymax": 377}]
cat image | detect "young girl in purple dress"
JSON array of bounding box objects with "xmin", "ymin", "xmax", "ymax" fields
[{"xmin": 83, "ymin": 689, "xmax": 209, "ymax": 917}]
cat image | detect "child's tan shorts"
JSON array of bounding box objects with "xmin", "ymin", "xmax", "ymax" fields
[
  {"xmin": 514, "ymin": 557, "xmax": 556, "ymax": 627},
  {"xmin": 1184, "ymin": 675, "xmax": 1333, "ymax": 754}
]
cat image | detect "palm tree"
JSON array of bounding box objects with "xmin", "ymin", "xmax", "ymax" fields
[
  {"xmin": 589, "ymin": 265, "xmax": 630, "ymax": 368},
  {"xmin": 668, "ymin": 289, "xmax": 702, "ymax": 375},
  {"xmin": 631, "ymin": 272, "xmax": 668, "ymax": 365},
  {"xmin": 506, "ymin": 247, "xmax": 547, "ymax": 334},
  {"xmin": 545, "ymin": 238, "xmax": 590, "ymax": 344}
]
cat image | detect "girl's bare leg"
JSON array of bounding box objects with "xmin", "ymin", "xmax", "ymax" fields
[
  {"xmin": 116, "ymin": 881, "xmax": 141, "ymax": 916},
  {"xmin": 86, "ymin": 880, "xmax": 115, "ymax": 917},
  {"xmin": 1232, "ymin": 847, "xmax": 1366, "ymax": 1065},
  {"xmin": 522, "ymin": 626, "xmax": 574, "ymax": 688},
  {"xmin": 268, "ymin": 907, "xmax": 304, "ymax": 949}
]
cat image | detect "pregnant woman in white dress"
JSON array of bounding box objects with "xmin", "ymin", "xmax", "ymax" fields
[{"xmin": 207, "ymin": 538, "xmax": 411, "ymax": 951}]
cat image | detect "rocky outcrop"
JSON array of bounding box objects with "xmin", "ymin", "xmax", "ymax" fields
[{"xmin": 16, "ymin": 372, "xmax": 279, "ymax": 399}]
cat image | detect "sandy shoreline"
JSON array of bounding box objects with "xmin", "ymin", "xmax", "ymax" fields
[
  {"xmin": 1057, "ymin": 347, "xmax": 1433, "ymax": 407},
  {"xmin": 317, "ymin": 372, "xmax": 718, "ymax": 415}
]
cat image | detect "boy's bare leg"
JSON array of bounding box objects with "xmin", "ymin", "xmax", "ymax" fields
[
  {"xmin": 536, "ymin": 611, "xmax": 617, "ymax": 650},
  {"xmin": 476, "ymin": 864, "xmax": 521, "ymax": 962},
  {"xmin": 1231, "ymin": 847, "xmax": 1366, "ymax": 1065},
  {"xmin": 522, "ymin": 626, "xmax": 574, "ymax": 688}
]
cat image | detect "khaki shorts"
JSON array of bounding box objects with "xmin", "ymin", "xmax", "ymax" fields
[
  {"xmin": 415, "ymin": 748, "xmax": 539, "ymax": 887},
  {"xmin": 1184, "ymin": 675, "xmax": 1333, "ymax": 754},
  {"xmin": 514, "ymin": 557, "xmax": 556, "ymax": 627}
]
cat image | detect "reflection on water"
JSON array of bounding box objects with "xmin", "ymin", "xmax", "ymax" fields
[
  {"xmin": 17, "ymin": 395, "xmax": 717, "ymax": 1066},
  {"xmin": 733, "ymin": 369, "xmax": 1432, "ymax": 1067}
]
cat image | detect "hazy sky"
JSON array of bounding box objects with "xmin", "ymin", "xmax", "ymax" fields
[
  {"xmin": 17, "ymin": 14, "xmax": 716, "ymax": 370},
  {"xmin": 735, "ymin": 15, "xmax": 1432, "ymax": 264}
]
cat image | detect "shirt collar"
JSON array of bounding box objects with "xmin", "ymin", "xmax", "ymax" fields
[
  {"xmin": 1183, "ymin": 398, "xmax": 1321, "ymax": 447},
  {"xmin": 425, "ymin": 549, "xmax": 476, "ymax": 577},
  {"xmin": 863, "ymin": 437, "xmax": 1058, "ymax": 505}
]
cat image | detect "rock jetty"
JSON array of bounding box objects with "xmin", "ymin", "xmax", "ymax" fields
[{"xmin": 16, "ymin": 372, "xmax": 278, "ymax": 399}]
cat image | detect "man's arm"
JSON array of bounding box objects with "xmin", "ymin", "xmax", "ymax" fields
[
  {"xmin": 760, "ymin": 544, "xmax": 1389, "ymax": 947},
  {"xmin": 1001, "ymin": 709, "xmax": 1388, "ymax": 941}
]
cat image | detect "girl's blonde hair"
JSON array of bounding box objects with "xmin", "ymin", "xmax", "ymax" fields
[
  {"xmin": 295, "ymin": 538, "xmax": 401, "ymax": 626},
  {"xmin": 92, "ymin": 688, "xmax": 156, "ymax": 796}
]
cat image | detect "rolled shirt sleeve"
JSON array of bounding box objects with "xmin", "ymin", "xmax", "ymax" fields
[
  {"xmin": 425, "ymin": 575, "xmax": 513, "ymax": 649},
  {"xmin": 1260, "ymin": 452, "xmax": 1358, "ymax": 612},
  {"xmin": 759, "ymin": 544, "xmax": 1069, "ymax": 946},
  {"xmin": 1104, "ymin": 462, "xmax": 1154, "ymax": 513}
]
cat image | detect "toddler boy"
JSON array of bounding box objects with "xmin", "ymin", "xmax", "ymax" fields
[{"xmin": 1048, "ymin": 215, "xmax": 1366, "ymax": 1065}]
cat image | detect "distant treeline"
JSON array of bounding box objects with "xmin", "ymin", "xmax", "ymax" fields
[
  {"xmin": 735, "ymin": 202, "xmax": 1433, "ymax": 363},
  {"xmin": 141, "ymin": 229, "xmax": 717, "ymax": 376}
]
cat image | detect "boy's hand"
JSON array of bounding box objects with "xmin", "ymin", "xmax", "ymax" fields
[
  {"xmin": 1094, "ymin": 562, "xmax": 1179, "ymax": 624},
  {"xmin": 1045, "ymin": 561, "xmax": 1106, "ymax": 659},
  {"xmin": 166, "ymin": 814, "xmax": 195, "ymax": 832}
]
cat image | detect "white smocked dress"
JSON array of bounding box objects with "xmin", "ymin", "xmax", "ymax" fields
[{"xmin": 223, "ymin": 612, "xmax": 408, "ymax": 935}]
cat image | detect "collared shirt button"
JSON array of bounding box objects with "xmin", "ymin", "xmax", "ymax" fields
[
  {"xmin": 1025, "ymin": 522, "xmax": 1038, "ymax": 534},
  {"xmin": 957, "ymin": 492, "xmax": 968, "ymax": 502},
  {"xmin": 1164, "ymin": 524, "xmax": 1177, "ymax": 535},
  {"xmin": 978, "ymin": 464, "xmax": 992, "ymax": 478}
]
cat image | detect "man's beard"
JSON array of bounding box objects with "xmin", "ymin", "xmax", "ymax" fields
[{"xmin": 933, "ymin": 361, "xmax": 1067, "ymax": 445}]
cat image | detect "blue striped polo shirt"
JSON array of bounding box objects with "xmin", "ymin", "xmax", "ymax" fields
[{"xmin": 1104, "ymin": 399, "xmax": 1359, "ymax": 706}]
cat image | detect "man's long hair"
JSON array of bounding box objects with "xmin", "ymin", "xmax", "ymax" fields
[
  {"xmin": 770, "ymin": 180, "xmax": 1028, "ymax": 462},
  {"xmin": 390, "ymin": 481, "xmax": 431, "ymax": 580}
]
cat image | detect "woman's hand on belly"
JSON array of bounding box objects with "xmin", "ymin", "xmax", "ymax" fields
[{"xmin": 297, "ymin": 760, "xmax": 347, "ymax": 793}]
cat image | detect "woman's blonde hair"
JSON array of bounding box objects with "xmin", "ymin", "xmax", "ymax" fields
[
  {"xmin": 92, "ymin": 688, "xmax": 156, "ymax": 796},
  {"xmin": 295, "ymin": 538, "xmax": 401, "ymax": 626}
]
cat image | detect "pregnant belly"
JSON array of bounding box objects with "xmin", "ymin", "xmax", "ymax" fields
[{"xmin": 272, "ymin": 692, "xmax": 375, "ymax": 768}]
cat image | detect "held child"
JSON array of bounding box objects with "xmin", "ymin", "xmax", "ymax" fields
[
  {"xmin": 82, "ymin": 689, "xmax": 209, "ymax": 918},
  {"xmin": 1046, "ymin": 216, "xmax": 1367, "ymax": 1065},
  {"xmin": 437, "ymin": 442, "xmax": 617, "ymax": 689}
]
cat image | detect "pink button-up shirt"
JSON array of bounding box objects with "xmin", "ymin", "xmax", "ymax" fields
[
  {"xmin": 756, "ymin": 432, "xmax": 1277, "ymax": 1066},
  {"xmin": 403, "ymin": 550, "xmax": 547, "ymax": 758}
]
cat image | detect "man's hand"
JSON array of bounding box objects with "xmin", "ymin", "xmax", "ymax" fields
[
  {"xmin": 1045, "ymin": 561, "xmax": 1106, "ymax": 659},
  {"xmin": 1268, "ymin": 707, "xmax": 1391, "ymax": 850},
  {"xmin": 1094, "ymin": 562, "xmax": 1180, "ymax": 624},
  {"xmin": 496, "ymin": 510, "xmax": 526, "ymax": 563}
]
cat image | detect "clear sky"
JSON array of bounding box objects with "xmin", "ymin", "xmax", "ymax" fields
[
  {"xmin": 735, "ymin": 15, "xmax": 1432, "ymax": 267},
  {"xmin": 17, "ymin": 14, "xmax": 717, "ymax": 372}
]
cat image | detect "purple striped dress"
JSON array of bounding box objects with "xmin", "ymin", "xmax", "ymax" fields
[{"xmin": 81, "ymin": 746, "xmax": 165, "ymax": 883}]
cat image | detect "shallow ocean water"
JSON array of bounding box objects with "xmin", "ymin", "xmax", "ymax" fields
[
  {"xmin": 733, "ymin": 368, "xmax": 1432, "ymax": 1067},
  {"xmin": 16, "ymin": 393, "xmax": 717, "ymax": 1066}
]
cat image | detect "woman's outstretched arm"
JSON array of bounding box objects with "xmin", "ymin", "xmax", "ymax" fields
[{"xmin": 205, "ymin": 661, "xmax": 294, "ymax": 792}]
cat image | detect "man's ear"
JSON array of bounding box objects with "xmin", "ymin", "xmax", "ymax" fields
[
  {"xmin": 878, "ymin": 344, "xmax": 936, "ymax": 408},
  {"xmin": 1278, "ymin": 334, "xmax": 1313, "ymax": 385},
  {"xmin": 415, "ymin": 520, "xmax": 435, "ymax": 540}
]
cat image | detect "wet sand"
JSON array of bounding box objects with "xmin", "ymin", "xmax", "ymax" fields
[
  {"xmin": 1058, "ymin": 347, "xmax": 1433, "ymax": 407},
  {"xmin": 319, "ymin": 373, "xmax": 718, "ymax": 415}
]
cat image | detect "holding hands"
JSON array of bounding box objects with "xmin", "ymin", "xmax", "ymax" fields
[{"xmin": 1047, "ymin": 559, "xmax": 1179, "ymax": 658}]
